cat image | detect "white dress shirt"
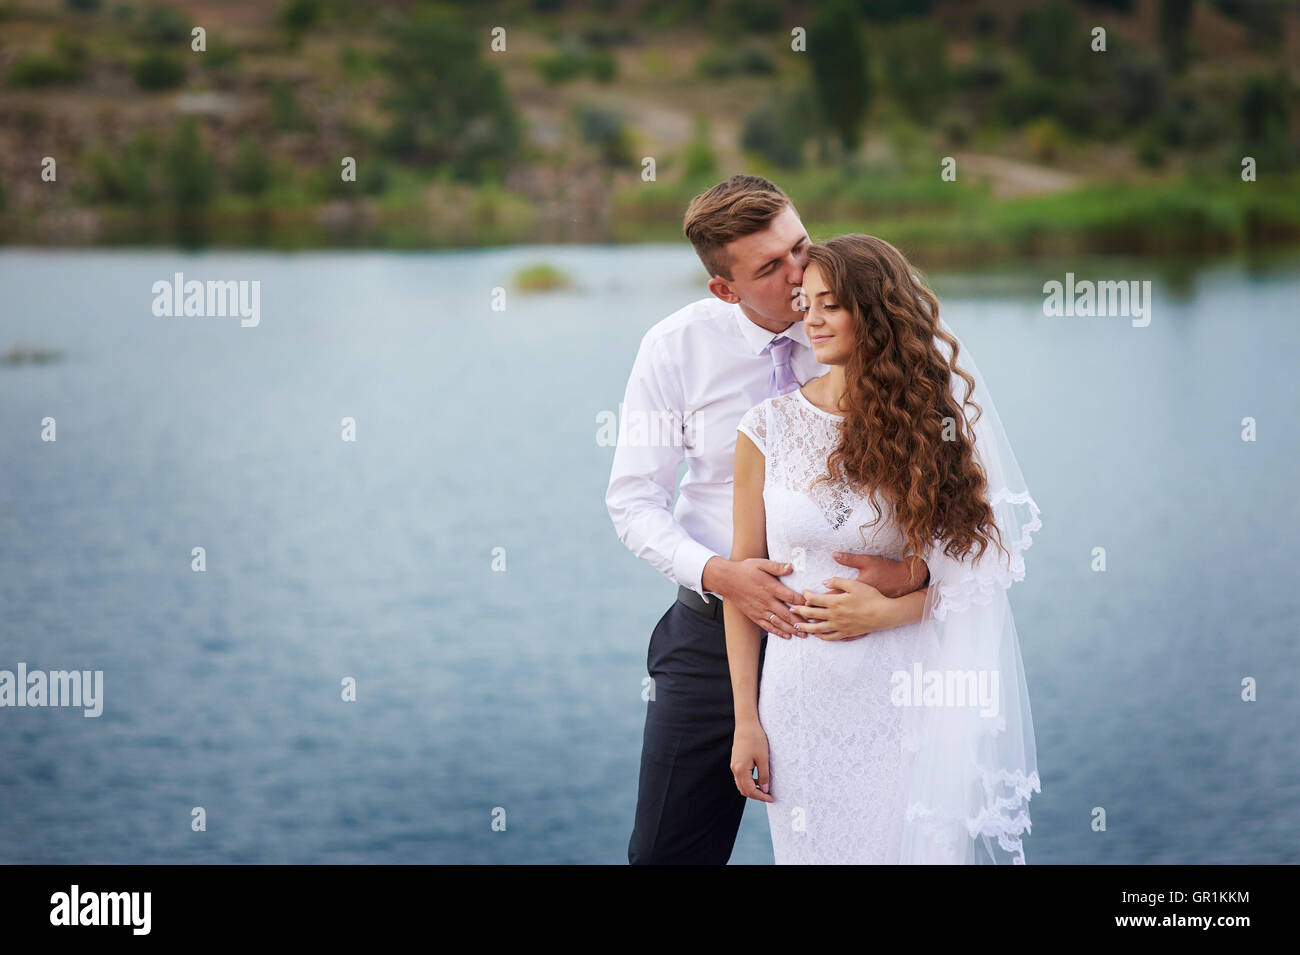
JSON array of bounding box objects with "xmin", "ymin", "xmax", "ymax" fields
[{"xmin": 606, "ymin": 296, "xmax": 828, "ymax": 604}]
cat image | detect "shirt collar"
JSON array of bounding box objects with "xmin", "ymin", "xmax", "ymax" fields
[{"xmin": 733, "ymin": 302, "xmax": 810, "ymax": 355}]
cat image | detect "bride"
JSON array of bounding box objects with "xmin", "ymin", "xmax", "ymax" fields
[{"xmin": 724, "ymin": 234, "xmax": 1042, "ymax": 864}]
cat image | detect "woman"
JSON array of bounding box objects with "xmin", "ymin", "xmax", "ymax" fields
[{"xmin": 724, "ymin": 234, "xmax": 1042, "ymax": 864}]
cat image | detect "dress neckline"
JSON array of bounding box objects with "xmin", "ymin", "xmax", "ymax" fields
[{"xmin": 796, "ymin": 384, "xmax": 844, "ymax": 420}]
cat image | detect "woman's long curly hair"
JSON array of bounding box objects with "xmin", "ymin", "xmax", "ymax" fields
[{"xmin": 804, "ymin": 234, "xmax": 1009, "ymax": 575}]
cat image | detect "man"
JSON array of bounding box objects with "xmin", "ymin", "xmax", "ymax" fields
[{"xmin": 606, "ymin": 175, "xmax": 930, "ymax": 865}]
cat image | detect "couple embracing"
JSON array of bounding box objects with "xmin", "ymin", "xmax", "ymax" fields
[{"xmin": 606, "ymin": 175, "xmax": 1042, "ymax": 865}]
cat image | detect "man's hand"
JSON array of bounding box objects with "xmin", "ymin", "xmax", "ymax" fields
[
  {"xmin": 791, "ymin": 578, "xmax": 901, "ymax": 640},
  {"xmin": 703, "ymin": 556, "xmax": 804, "ymax": 638},
  {"xmin": 830, "ymin": 552, "xmax": 929, "ymax": 598}
]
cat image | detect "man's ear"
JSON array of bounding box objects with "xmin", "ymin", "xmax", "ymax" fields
[{"xmin": 708, "ymin": 276, "xmax": 740, "ymax": 303}]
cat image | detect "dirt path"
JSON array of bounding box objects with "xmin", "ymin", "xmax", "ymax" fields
[{"xmin": 954, "ymin": 152, "xmax": 1082, "ymax": 197}]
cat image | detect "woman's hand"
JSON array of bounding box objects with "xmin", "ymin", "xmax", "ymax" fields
[
  {"xmin": 730, "ymin": 720, "xmax": 774, "ymax": 803},
  {"xmin": 791, "ymin": 578, "xmax": 897, "ymax": 641}
]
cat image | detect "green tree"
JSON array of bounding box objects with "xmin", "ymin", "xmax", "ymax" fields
[
  {"xmin": 1014, "ymin": 1, "xmax": 1079, "ymax": 79},
  {"xmin": 132, "ymin": 50, "xmax": 186, "ymax": 90},
  {"xmin": 884, "ymin": 19, "xmax": 950, "ymax": 120},
  {"xmin": 378, "ymin": 6, "xmax": 522, "ymax": 181},
  {"xmin": 232, "ymin": 135, "xmax": 272, "ymax": 197},
  {"xmin": 1239, "ymin": 71, "xmax": 1294, "ymax": 170},
  {"xmin": 165, "ymin": 116, "xmax": 216, "ymax": 208},
  {"xmin": 683, "ymin": 113, "xmax": 717, "ymax": 179},
  {"xmin": 1158, "ymin": 0, "xmax": 1194, "ymax": 74},
  {"xmin": 809, "ymin": 0, "xmax": 871, "ymax": 155},
  {"xmin": 138, "ymin": 4, "xmax": 191, "ymax": 43},
  {"xmin": 575, "ymin": 103, "xmax": 634, "ymax": 166},
  {"xmin": 281, "ymin": 0, "xmax": 320, "ymax": 33},
  {"xmin": 741, "ymin": 87, "xmax": 817, "ymax": 169},
  {"xmin": 1211, "ymin": 0, "xmax": 1284, "ymax": 50}
]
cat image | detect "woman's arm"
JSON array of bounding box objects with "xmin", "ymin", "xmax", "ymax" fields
[
  {"xmin": 724, "ymin": 431, "xmax": 767, "ymax": 727},
  {"xmin": 793, "ymin": 578, "xmax": 929, "ymax": 639},
  {"xmin": 884, "ymin": 587, "xmax": 928, "ymax": 628},
  {"xmin": 726, "ymin": 431, "xmax": 775, "ymax": 802}
]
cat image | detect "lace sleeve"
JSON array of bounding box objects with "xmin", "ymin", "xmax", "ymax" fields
[
  {"xmin": 924, "ymin": 488, "xmax": 1041, "ymax": 621},
  {"xmin": 736, "ymin": 400, "xmax": 767, "ymax": 455}
]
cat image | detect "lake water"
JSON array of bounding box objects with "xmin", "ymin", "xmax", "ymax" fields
[{"xmin": 0, "ymin": 246, "xmax": 1296, "ymax": 863}]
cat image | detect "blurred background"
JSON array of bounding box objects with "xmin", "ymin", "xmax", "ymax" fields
[{"xmin": 0, "ymin": 0, "xmax": 1297, "ymax": 864}]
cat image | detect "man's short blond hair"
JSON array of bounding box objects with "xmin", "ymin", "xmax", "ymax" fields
[{"xmin": 683, "ymin": 175, "xmax": 795, "ymax": 281}]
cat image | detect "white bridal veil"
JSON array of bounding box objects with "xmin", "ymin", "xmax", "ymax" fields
[{"xmin": 896, "ymin": 317, "xmax": 1043, "ymax": 864}]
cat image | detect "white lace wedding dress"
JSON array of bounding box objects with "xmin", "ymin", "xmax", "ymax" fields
[{"xmin": 738, "ymin": 387, "xmax": 946, "ymax": 864}]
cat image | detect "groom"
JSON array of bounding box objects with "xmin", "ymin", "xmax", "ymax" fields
[{"xmin": 606, "ymin": 175, "xmax": 931, "ymax": 864}]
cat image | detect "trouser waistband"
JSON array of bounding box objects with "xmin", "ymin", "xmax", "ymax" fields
[{"xmin": 676, "ymin": 585, "xmax": 723, "ymax": 621}]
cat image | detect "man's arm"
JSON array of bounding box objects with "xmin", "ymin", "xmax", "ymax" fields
[
  {"xmin": 605, "ymin": 331, "xmax": 803, "ymax": 635},
  {"xmin": 830, "ymin": 551, "xmax": 929, "ymax": 598},
  {"xmin": 605, "ymin": 330, "xmax": 719, "ymax": 601}
]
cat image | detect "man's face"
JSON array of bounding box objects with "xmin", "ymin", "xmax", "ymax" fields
[{"xmin": 707, "ymin": 205, "xmax": 810, "ymax": 331}]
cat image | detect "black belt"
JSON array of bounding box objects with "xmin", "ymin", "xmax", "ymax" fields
[{"xmin": 677, "ymin": 584, "xmax": 723, "ymax": 620}]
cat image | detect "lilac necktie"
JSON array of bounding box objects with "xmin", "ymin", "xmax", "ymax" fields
[{"xmin": 766, "ymin": 335, "xmax": 800, "ymax": 399}]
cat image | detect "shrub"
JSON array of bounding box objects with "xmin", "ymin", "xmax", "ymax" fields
[
  {"xmin": 270, "ymin": 80, "xmax": 312, "ymax": 131},
  {"xmin": 133, "ymin": 51, "xmax": 186, "ymax": 90},
  {"xmin": 740, "ymin": 88, "xmax": 817, "ymax": 169},
  {"xmin": 7, "ymin": 55, "xmax": 77, "ymax": 88},
  {"xmin": 1135, "ymin": 128, "xmax": 1166, "ymax": 168},
  {"xmin": 281, "ymin": 0, "xmax": 320, "ymax": 33},
  {"xmin": 575, "ymin": 102, "xmax": 634, "ymax": 166},
  {"xmin": 883, "ymin": 19, "xmax": 950, "ymax": 119},
  {"xmin": 231, "ymin": 135, "xmax": 271, "ymax": 196},
  {"xmin": 957, "ymin": 45, "xmax": 1006, "ymax": 90},
  {"xmin": 1024, "ymin": 116, "xmax": 1064, "ymax": 162},
  {"xmin": 695, "ymin": 44, "xmax": 775, "ymax": 78},
  {"xmin": 683, "ymin": 113, "xmax": 717, "ymax": 179},
  {"xmin": 997, "ymin": 77, "xmax": 1093, "ymax": 134},
  {"xmin": 534, "ymin": 39, "xmax": 617, "ymax": 84},
  {"xmin": 937, "ymin": 108, "xmax": 974, "ymax": 146},
  {"xmin": 723, "ymin": 0, "xmax": 782, "ymax": 32},
  {"xmin": 138, "ymin": 3, "xmax": 190, "ymax": 43},
  {"xmin": 377, "ymin": 6, "xmax": 522, "ymax": 181},
  {"xmin": 587, "ymin": 49, "xmax": 617, "ymax": 83},
  {"xmin": 165, "ymin": 116, "xmax": 216, "ymax": 207},
  {"xmin": 1014, "ymin": 1, "xmax": 1079, "ymax": 79},
  {"xmin": 535, "ymin": 49, "xmax": 585, "ymax": 84}
]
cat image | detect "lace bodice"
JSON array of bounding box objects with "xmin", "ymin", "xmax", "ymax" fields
[{"xmin": 738, "ymin": 389, "xmax": 908, "ymax": 589}]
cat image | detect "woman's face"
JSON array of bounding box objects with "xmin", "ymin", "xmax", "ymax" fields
[{"xmin": 799, "ymin": 263, "xmax": 856, "ymax": 365}]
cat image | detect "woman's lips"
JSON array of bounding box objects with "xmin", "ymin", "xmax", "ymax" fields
[{"xmin": 811, "ymin": 335, "xmax": 833, "ymax": 342}]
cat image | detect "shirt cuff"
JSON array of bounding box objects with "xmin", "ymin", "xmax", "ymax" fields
[{"xmin": 673, "ymin": 538, "xmax": 721, "ymax": 604}]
